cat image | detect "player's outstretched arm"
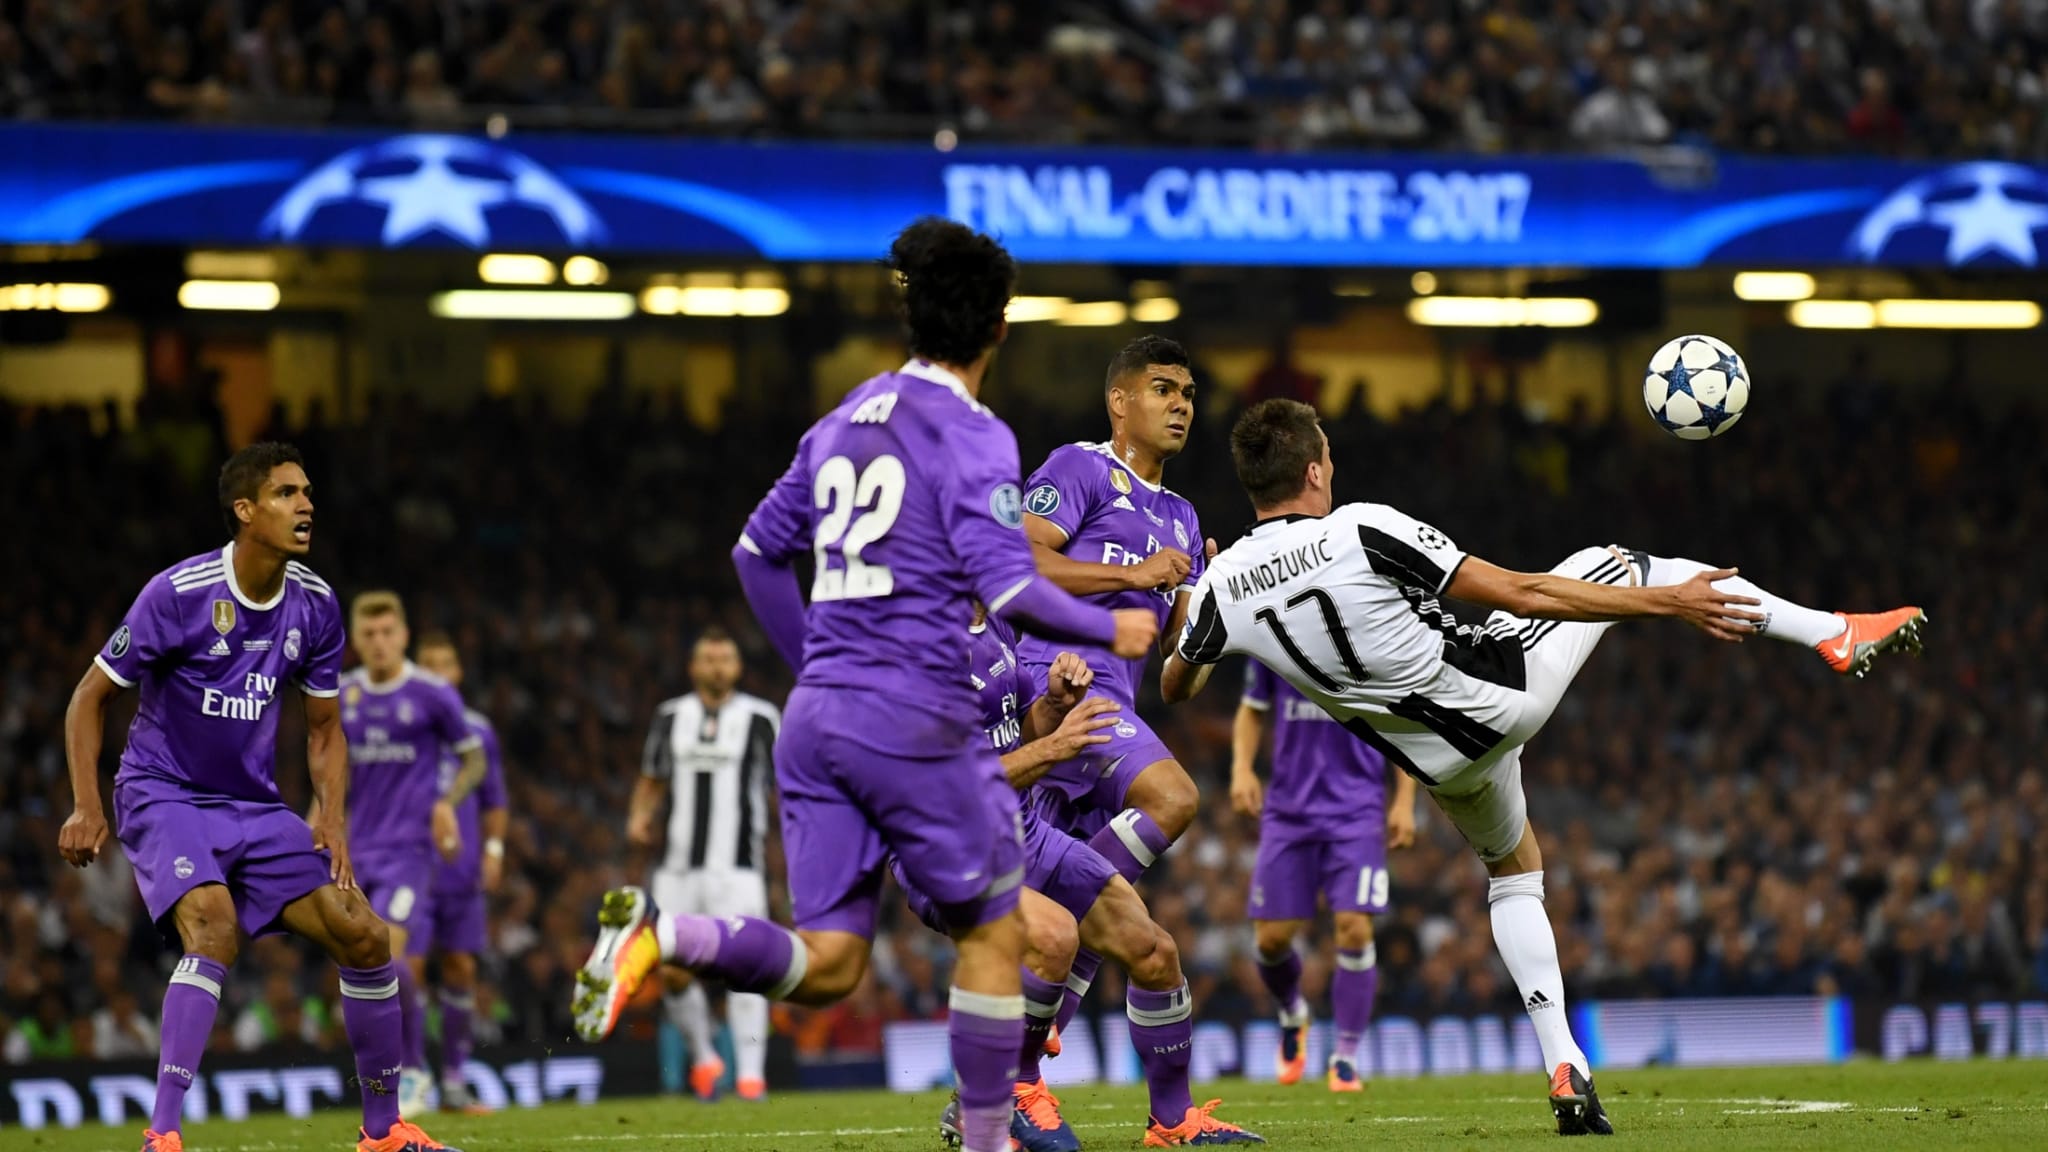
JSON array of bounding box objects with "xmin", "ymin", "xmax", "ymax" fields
[
  {"xmin": 1026, "ymin": 514, "xmax": 1191, "ymax": 595},
  {"xmin": 57, "ymin": 664, "xmax": 124, "ymax": 868},
  {"xmin": 1159, "ymin": 650, "xmax": 1214, "ymax": 704},
  {"xmin": 1446, "ymin": 556, "xmax": 1764, "ymax": 640},
  {"xmin": 304, "ymin": 693, "xmax": 355, "ymax": 890}
]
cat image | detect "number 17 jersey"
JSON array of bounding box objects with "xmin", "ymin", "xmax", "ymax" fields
[{"xmin": 740, "ymin": 360, "xmax": 1045, "ymax": 720}]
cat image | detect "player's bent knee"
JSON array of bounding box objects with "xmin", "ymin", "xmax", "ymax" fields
[
  {"xmin": 1021, "ymin": 904, "xmax": 1079, "ymax": 976},
  {"xmin": 1124, "ymin": 925, "xmax": 1181, "ymax": 989},
  {"xmin": 441, "ymin": 952, "xmax": 478, "ymax": 990},
  {"xmin": 1253, "ymin": 920, "xmax": 1302, "ymax": 960},
  {"xmin": 328, "ymin": 895, "xmax": 393, "ymax": 967},
  {"xmin": 1132, "ymin": 762, "xmax": 1199, "ymax": 838},
  {"xmin": 173, "ymin": 886, "xmax": 241, "ymax": 965},
  {"xmin": 1333, "ymin": 914, "xmax": 1375, "ymax": 952},
  {"xmin": 789, "ymin": 933, "xmax": 870, "ymax": 1005}
]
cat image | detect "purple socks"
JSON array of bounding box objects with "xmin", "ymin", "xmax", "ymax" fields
[
  {"xmin": 338, "ymin": 963, "xmax": 406, "ymax": 1140},
  {"xmin": 396, "ymin": 962, "xmax": 427, "ymax": 1071},
  {"xmin": 1087, "ymin": 809, "xmax": 1173, "ymax": 884},
  {"xmin": 439, "ymin": 988, "xmax": 474, "ymax": 1086},
  {"xmin": 1017, "ymin": 968, "xmax": 1064, "ymax": 1083},
  {"xmin": 1053, "ymin": 950, "xmax": 1101, "ymax": 1037},
  {"xmin": 949, "ymin": 987, "xmax": 1025, "ymax": 1152},
  {"xmin": 1256, "ymin": 947, "xmax": 1305, "ymax": 1018},
  {"xmin": 657, "ymin": 913, "xmax": 807, "ymax": 999},
  {"xmin": 1126, "ymin": 982, "xmax": 1195, "ymax": 1125},
  {"xmin": 1332, "ymin": 945, "xmax": 1379, "ymax": 1064},
  {"xmin": 151, "ymin": 955, "xmax": 227, "ymax": 1134}
]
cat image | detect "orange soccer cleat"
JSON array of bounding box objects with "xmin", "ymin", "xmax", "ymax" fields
[
  {"xmin": 1142, "ymin": 1100, "xmax": 1265, "ymax": 1146},
  {"xmin": 140, "ymin": 1130, "xmax": 184, "ymax": 1152},
  {"xmin": 358, "ymin": 1120, "xmax": 464, "ymax": 1152},
  {"xmin": 1817, "ymin": 608, "xmax": 1927, "ymax": 678},
  {"xmin": 1043, "ymin": 1023, "xmax": 1061, "ymax": 1059},
  {"xmin": 1326, "ymin": 1055, "xmax": 1363, "ymax": 1093},
  {"xmin": 689, "ymin": 1054, "xmax": 726, "ymax": 1101},
  {"xmin": 572, "ymin": 887, "xmax": 662, "ymax": 1042},
  {"xmin": 735, "ymin": 1076, "xmax": 767, "ymax": 1101}
]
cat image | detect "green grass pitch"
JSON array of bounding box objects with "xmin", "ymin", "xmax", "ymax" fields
[{"xmin": 28, "ymin": 1062, "xmax": 2048, "ymax": 1152}]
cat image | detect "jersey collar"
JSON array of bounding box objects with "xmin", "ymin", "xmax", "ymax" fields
[
  {"xmin": 898, "ymin": 359, "xmax": 987, "ymax": 413},
  {"xmin": 359, "ymin": 661, "xmax": 417, "ymax": 695},
  {"xmin": 1246, "ymin": 513, "xmax": 1320, "ymax": 534},
  {"xmin": 220, "ymin": 541, "xmax": 287, "ymax": 611}
]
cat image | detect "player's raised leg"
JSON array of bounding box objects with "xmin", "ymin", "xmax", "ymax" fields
[{"xmin": 1087, "ymin": 755, "xmax": 1197, "ymax": 884}]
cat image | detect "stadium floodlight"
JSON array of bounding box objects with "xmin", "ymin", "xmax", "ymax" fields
[
  {"xmin": 640, "ymin": 285, "xmax": 790, "ymax": 317},
  {"xmin": 186, "ymin": 251, "xmax": 278, "ymax": 280},
  {"xmin": 478, "ymin": 254, "xmax": 557, "ymax": 285},
  {"xmin": 562, "ymin": 256, "xmax": 609, "ymax": 286},
  {"xmin": 1411, "ymin": 271, "xmax": 1439, "ymax": 295},
  {"xmin": 1057, "ymin": 301, "xmax": 1130, "ymax": 327},
  {"xmin": 1005, "ymin": 296, "xmax": 1070, "ymax": 323},
  {"xmin": 1874, "ymin": 299, "xmax": 2040, "ymax": 329},
  {"xmin": 1405, "ymin": 296, "xmax": 1598, "ymax": 327},
  {"xmin": 430, "ymin": 289, "xmax": 635, "ymax": 320},
  {"xmin": 179, "ymin": 280, "xmax": 281, "ymax": 311},
  {"xmin": 1129, "ymin": 297, "xmax": 1181, "ymax": 323},
  {"xmin": 1732, "ymin": 272, "xmax": 1816, "ymax": 301},
  {"xmin": 0, "ymin": 282, "xmax": 110, "ymax": 312},
  {"xmin": 1786, "ymin": 300, "xmax": 1878, "ymax": 329}
]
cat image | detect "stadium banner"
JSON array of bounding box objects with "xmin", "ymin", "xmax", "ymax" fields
[
  {"xmin": 0, "ymin": 124, "xmax": 2044, "ymax": 268},
  {"xmin": 882, "ymin": 996, "xmax": 2048, "ymax": 1091},
  {"xmin": 0, "ymin": 1041, "xmax": 641, "ymax": 1130}
]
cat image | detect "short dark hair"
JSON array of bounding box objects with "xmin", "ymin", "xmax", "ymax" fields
[
  {"xmin": 1105, "ymin": 334, "xmax": 1189, "ymax": 392},
  {"xmin": 693, "ymin": 626, "xmax": 738, "ymax": 652},
  {"xmin": 1231, "ymin": 399, "xmax": 1324, "ymax": 509},
  {"xmin": 218, "ymin": 441, "xmax": 305, "ymax": 539},
  {"xmin": 886, "ymin": 217, "xmax": 1017, "ymax": 368},
  {"xmin": 416, "ymin": 630, "xmax": 456, "ymax": 654}
]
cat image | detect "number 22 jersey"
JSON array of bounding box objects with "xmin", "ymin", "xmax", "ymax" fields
[{"xmin": 740, "ymin": 360, "xmax": 1046, "ymax": 721}]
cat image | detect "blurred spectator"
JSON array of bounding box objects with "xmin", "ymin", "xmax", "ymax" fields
[{"xmin": 1570, "ymin": 57, "xmax": 1670, "ymax": 149}]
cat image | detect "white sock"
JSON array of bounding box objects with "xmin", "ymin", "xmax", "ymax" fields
[
  {"xmin": 728, "ymin": 992, "xmax": 770, "ymax": 1082},
  {"xmin": 1488, "ymin": 872, "xmax": 1589, "ymax": 1081},
  {"xmin": 664, "ymin": 982, "xmax": 716, "ymax": 1066},
  {"xmin": 1642, "ymin": 553, "xmax": 1843, "ymax": 646}
]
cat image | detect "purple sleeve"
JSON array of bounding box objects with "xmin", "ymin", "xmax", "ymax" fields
[
  {"xmin": 477, "ymin": 722, "xmax": 508, "ymax": 811},
  {"xmin": 1021, "ymin": 447, "xmax": 1095, "ymax": 543},
  {"xmin": 740, "ymin": 433, "xmax": 815, "ymax": 564},
  {"xmin": 95, "ymin": 577, "xmax": 176, "ymax": 688},
  {"xmin": 943, "ymin": 422, "xmax": 1114, "ymax": 647},
  {"xmin": 434, "ymin": 684, "xmax": 481, "ymax": 755},
  {"xmin": 1181, "ymin": 506, "xmax": 1207, "ymax": 594},
  {"xmin": 296, "ymin": 594, "xmax": 345, "ymax": 698},
  {"xmin": 1241, "ymin": 660, "xmax": 1274, "ymax": 710},
  {"xmin": 733, "ymin": 541, "xmax": 808, "ymax": 671},
  {"xmin": 994, "ymin": 578, "xmax": 1118, "ymax": 648}
]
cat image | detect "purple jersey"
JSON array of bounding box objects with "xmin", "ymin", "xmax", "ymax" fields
[
  {"xmin": 96, "ymin": 545, "xmax": 345, "ymax": 804},
  {"xmin": 434, "ymin": 708, "xmax": 506, "ymax": 892},
  {"xmin": 1015, "ymin": 442, "xmax": 1204, "ymax": 700},
  {"xmin": 1243, "ymin": 660, "xmax": 1389, "ymax": 834},
  {"xmin": 740, "ymin": 360, "xmax": 1047, "ymax": 726},
  {"xmin": 967, "ymin": 616, "xmax": 1026, "ymax": 755},
  {"xmin": 338, "ymin": 662, "xmax": 478, "ymax": 860}
]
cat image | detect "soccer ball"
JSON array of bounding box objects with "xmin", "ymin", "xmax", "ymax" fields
[{"xmin": 1643, "ymin": 334, "xmax": 1750, "ymax": 440}]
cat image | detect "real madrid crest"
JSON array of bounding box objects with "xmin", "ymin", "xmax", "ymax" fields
[
  {"xmin": 1110, "ymin": 469, "xmax": 1133, "ymax": 495},
  {"xmin": 212, "ymin": 599, "xmax": 236, "ymax": 636},
  {"xmin": 284, "ymin": 628, "xmax": 302, "ymax": 660}
]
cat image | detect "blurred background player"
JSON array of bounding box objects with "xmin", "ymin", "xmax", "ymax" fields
[
  {"xmin": 1231, "ymin": 660, "xmax": 1415, "ymax": 1092},
  {"xmin": 572, "ymin": 218, "xmax": 1156, "ymax": 1152},
  {"xmin": 1165, "ymin": 398, "xmax": 1927, "ymax": 1136},
  {"xmin": 57, "ymin": 442, "xmax": 461, "ymax": 1152},
  {"xmin": 627, "ymin": 627, "xmax": 779, "ymax": 1102},
  {"xmin": 337, "ymin": 593, "xmax": 491, "ymax": 1118},
  {"xmin": 1016, "ymin": 335, "xmax": 1215, "ymax": 1039},
  {"xmin": 413, "ymin": 633, "xmax": 508, "ymax": 1115}
]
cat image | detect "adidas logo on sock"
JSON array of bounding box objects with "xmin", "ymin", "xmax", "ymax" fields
[{"xmin": 1526, "ymin": 990, "xmax": 1554, "ymax": 1011}]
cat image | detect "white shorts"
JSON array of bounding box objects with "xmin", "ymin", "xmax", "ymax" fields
[
  {"xmin": 652, "ymin": 866, "xmax": 769, "ymax": 920},
  {"xmin": 1430, "ymin": 545, "xmax": 1646, "ymax": 863}
]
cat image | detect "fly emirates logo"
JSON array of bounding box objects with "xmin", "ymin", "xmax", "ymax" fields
[{"xmin": 202, "ymin": 673, "xmax": 277, "ymax": 721}]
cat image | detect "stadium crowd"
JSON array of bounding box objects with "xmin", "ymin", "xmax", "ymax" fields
[
  {"xmin": 2, "ymin": 356, "xmax": 2044, "ymax": 1067},
  {"xmin": 4, "ymin": 0, "xmax": 2048, "ymax": 157}
]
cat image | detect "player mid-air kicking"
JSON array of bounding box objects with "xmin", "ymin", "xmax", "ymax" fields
[
  {"xmin": 1162, "ymin": 399, "xmax": 1925, "ymax": 1137},
  {"xmin": 1014, "ymin": 335, "xmax": 1214, "ymax": 1037},
  {"xmin": 1231, "ymin": 660, "xmax": 1413, "ymax": 1091},
  {"xmin": 904, "ymin": 609, "xmax": 1260, "ymax": 1149},
  {"xmin": 571, "ymin": 218, "xmax": 1155, "ymax": 1152},
  {"xmin": 59, "ymin": 442, "xmax": 464, "ymax": 1152}
]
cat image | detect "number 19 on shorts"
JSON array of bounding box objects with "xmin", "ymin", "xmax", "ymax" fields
[{"xmin": 1356, "ymin": 866, "xmax": 1389, "ymax": 909}]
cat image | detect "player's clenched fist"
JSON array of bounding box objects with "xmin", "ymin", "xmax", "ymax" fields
[
  {"xmin": 1126, "ymin": 547, "xmax": 1192, "ymax": 592},
  {"xmin": 58, "ymin": 806, "xmax": 108, "ymax": 867},
  {"xmin": 1045, "ymin": 651, "xmax": 1095, "ymax": 712},
  {"xmin": 1110, "ymin": 608, "xmax": 1158, "ymax": 658}
]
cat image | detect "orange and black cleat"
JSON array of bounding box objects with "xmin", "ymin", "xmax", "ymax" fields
[
  {"xmin": 1817, "ymin": 608, "xmax": 1926, "ymax": 678},
  {"xmin": 1143, "ymin": 1100, "xmax": 1265, "ymax": 1146},
  {"xmin": 1549, "ymin": 1063, "xmax": 1613, "ymax": 1136},
  {"xmin": 358, "ymin": 1120, "xmax": 465, "ymax": 1152}
]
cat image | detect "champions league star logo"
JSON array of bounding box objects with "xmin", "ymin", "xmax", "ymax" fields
[
  {"xmin": 1852, "ymin": 162, "xmax": 2048, "ymax": 267},
  {"xmin": 261, "ymin": 135, "xmax": 606, "ymax": 248}
]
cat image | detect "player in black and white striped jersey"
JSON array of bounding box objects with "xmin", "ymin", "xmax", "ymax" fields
[{"xmin": 626, "ymin": 628, "xmax": 780, "ymax": 1102}]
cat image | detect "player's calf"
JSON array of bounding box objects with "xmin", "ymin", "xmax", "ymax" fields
[{"xmin": 1250, "ymin": 919, "xmax": 1310, "ymax": 1086}]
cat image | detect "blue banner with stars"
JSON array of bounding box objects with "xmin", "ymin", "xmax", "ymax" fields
[{"xmin": 0, "ymin": 123, "xmax": 2043, "ymax": 268}]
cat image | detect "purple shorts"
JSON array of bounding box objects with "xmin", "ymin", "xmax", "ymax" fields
[
  {"xmin": 114, "ymin": 783, "xmax": 332, "ymax": 939},
  {"xmin": 1248, "ymin": 818, "xmax": 1391, "ymax": 921},
  {"xmin": 425, "ymin": 882, "xmax": 488, "ymax": 955},
  {"xmin": 1023, "ymin": 689, "xmax": 1175, "ymax": 826},
  {"xmin": 898, "ymin": 808, "xmax": 1115, "ymax": 934},
  {"xmin": 355, "ymin": 853, "xmax": 436, "ymax": 956},
  {"xmin": 780, "ymin": 685, "xmax": 1023, "ymax": 937}
]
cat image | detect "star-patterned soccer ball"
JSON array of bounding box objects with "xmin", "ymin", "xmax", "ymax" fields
[{"xmin": 1643, "ymin": 334, "xmax": 1749, "ymax": 440}]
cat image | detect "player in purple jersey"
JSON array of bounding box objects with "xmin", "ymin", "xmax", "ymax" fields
[
  {"xmin": 415, "ymin": 634, "xmax": 508, "ymax": 1115},
  {"xmin": 1232, "ymin": 660, "xmax": 1416, "ymax": 1092},
  {"xmin": 570, "ymin": 219, "xmax": 1155, "ymax": 1152},
  {"xmin": 58, "ymin": 442, "xmax": 464, "ymax": 1152},
  {"xmin": 914, "ymin": 610, "xmax": 1260, "ymax": 1150},
  {"xmin": 337, "ymin": 592, "xmax": 490, "ymax": 1119},
  {"xmin": 1014, "ymin": 335, "xmax": 1216, "ymax": 1042}
]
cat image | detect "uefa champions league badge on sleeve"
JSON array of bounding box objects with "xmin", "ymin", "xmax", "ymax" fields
[
  {"xmin": 1025, "ymin": 484, "xmax": 1061, "ymax": 517},
  {"xmin": 990, "ymin": 483, "xmax": 1023, "ymax": 529}
]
